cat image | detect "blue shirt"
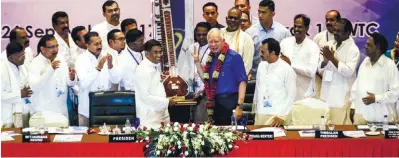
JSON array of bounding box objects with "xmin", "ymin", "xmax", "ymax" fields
[
  {"xmin": 245, "ymin": 21, "xmax": 291, "ymax": 77},
  {"xmin": 208, "ymin": 49, "xmax": 247, "ymax": 95}
]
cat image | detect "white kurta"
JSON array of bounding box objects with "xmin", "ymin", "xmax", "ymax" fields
[
  {"xmin": 2, "ymin": 47, "xmax": 35, "ymax": 69},
  {"xmin": 28, "ymin": 54, "xmax": 76, "ymax": 117},
  {"xmin": 65, "ymin": 47, "xmax": 85, "ymax": 68},
  {"xmin": 177, "ymin": 42, "xmax": 208, "ymax": 93},
  {"xmin": 254, "ymin": 59, "xmax": 297, "ymax": 117},
  {"xmin": 1, "ymin": 59, "xmax": 29, "ymax": 124},
  {"xmin": 221, "ymin": 28, "xmax": 254, "ymax": 75},
  {"xmin": 313, "ymin": 30, "xmax": 335, "ymax": 48},
  {"xmin": 350, "ymin": 56, "xmax": 399, "ymax": 122},
  {"xmin": 319, "ymin": 37, "xmax": 360, "ymax": 107},
  {"xmin": 54, "ymin": 32, "xmax": 77, "ymax": 65},
  {"xmin": 134, "ymin": 58, "xmax": 169, "ymax": 129},
  {"xmin": 118, "ymin": 47, "xmax": 144, "ymax": 91},
  {"xmin": 75, "ymin": 50, "xmax": 122, "ymax": 118},
  {"xmin": 91, "ymin": 21, "xmax": 121, "ymax": 52},
  {"xmin": 280, "ymin": 37, "xmax": 320, "ymax": 101}
]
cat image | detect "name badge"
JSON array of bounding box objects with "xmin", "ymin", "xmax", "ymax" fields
[
  {"xmin": 385, "ymin": 130, "xmax": 399, "ymax": 139},
  {"xmin": 109, "ymin": 134, "xmax": 137, "ymax": 142},
  {"xmin": 324, "ymin": 70, "xmax": 333, "ymax": 82},
  {"xmin": 246, "ymin": 132, "xmax": 274, "ymax": 140},
  {"xmin": 23, "ymin": 134, "xmax": 50, "ymax": 143},
  {"xmin": 263, "ymin": 97, "xmax": 272, "ymax": 108},
  {"xmin": 315, "ymin": 130, "xmax": 344, "ymax": 138}
]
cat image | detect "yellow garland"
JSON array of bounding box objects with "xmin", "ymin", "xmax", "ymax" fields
[
  {"xmin": 218, "ymin": 54, "xmax": 225, "ymax": 61},
  {"xmin": 204, "ymin": 73, "xmax": 209, "ymax": 79},
  {"xmin": 212, "ymin": 71, "xmax": 219, "ymax": 78}
]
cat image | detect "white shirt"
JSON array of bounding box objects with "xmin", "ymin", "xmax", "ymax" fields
[
  {"xmin": 254, "ymin": 59, "xmax": 297, "ymax": 117},
  {"xmin": 313, "ymin": 30, "xmax": 335, "ymax": 48},
  {"xmin": 280, "ymin": 37, "xmax": 320, "ymax": 101},
  {"xmin": 1, "ymin": 59, "xmax": 29, "ymax": 124},
  {"xmin": 134, "ymin": 58, "xmax": 169, "ymax": 129},
  {"xmin": 319, "ymin": 37, "xmax": 360, "ymax": 107},
  {"xmin": 75, "ymin": 50, "xmax": 122, "ymax": 118},
  {"xmin": 91, "ymin": 21, "xmax": 121, "ymax": 51},
  {"xmin": 54, "ymin": 32, "xmax": 77, "ymax": 64},
  {"xmin": 351, "ymin": 56, "xmax": 399, "ymax": 122},
  {"xmin": 221, "ymin": 28, "xmax": 254, "ymax": 74},
  {"xmin": 28, "ymin": 54, "xmax": 76, "ymax": 117},
  {"xmin": 65, "ymin": 47, "xmax": 86, "ymax": 69},
  {"xmin": 118, "ymin": 47, "xmax": 144, "ymax": 91},
  {"xmin": 2, "ymin": 47, "xmax": 35, "ymax": 69}
]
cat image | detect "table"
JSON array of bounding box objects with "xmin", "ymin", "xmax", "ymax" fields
[{"xmin": 2, "ymin": 125, "xmax": 399, "ymax": 157}]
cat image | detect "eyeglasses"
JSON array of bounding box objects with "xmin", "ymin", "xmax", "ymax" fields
[
  {"xmin": 45, "ymin": 44, "xmax": 59, "ymax": 49},
  {"xmin": 241, "ymin": 19, "xmax": 249, "ymax": 23},
  {"xmin": 227, "ymin": 16, "xmax": 240, "ymax": 21}
]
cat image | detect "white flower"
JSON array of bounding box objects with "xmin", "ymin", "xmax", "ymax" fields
[
  {"xmin": 178, "ymin": 145, "xmax": 181, "ymax": 149},
  {"xmin": 167, "ymin": 123, "xmax": 171, "ymax": 127},
  {"xmin": 200, "ymin": 124, "xmax": 204, "ymax": 129},
  {"xmin": 174, "ymin": 127, "xmax": 178, "ymax": 131},
  {"xmin": 174, "ymin": 122, "xmax": 179, "ymax": 127},
  {"xmin": 191, "ymin": 123, "xmax": 196, "ymax": 128},
  {"xmin": 177, "ymin": 141, "xmax": 182, "ymax": 145},
  {"xmin": 201, "ymin": 141, "xmax": 205, "ymax": 145},
  {"xmin": 188, "ymin": 127, "xmax": 193, "ymax": 131},
  {"xmin": 167, "ymin": 150, "xmax": 172, "ymax": 154},
  {"xmin": 185, "ymin": 151, "xmax": 189, "ymax": 156},
  {"xmin": 211, "ymin": 149, "xmax": 215, "ymax": 153},
  {"xmin": 212, "ymin": 126, "xmax": 218, "ymax": 129},
  {"xmin": 228, "ymin": 144, "xmax": 233, "ymax": 149},
  {"xmin": 156, "ymin": 151, "xmax": 160, "ymax": 155},
  {"xmin": 165, "ymin": 127, "xmax": 170, "ymax": 132},
  {"xmin": 195, "ymin": 151, "xmax": 198, "ymax": 155},
  {"xmin": 183, "ymin": 124, "xmax": 189, "ymax": 128},
  {"xmin": 145, "ymin": 136, "xmax": 149, "ymax": 141}
]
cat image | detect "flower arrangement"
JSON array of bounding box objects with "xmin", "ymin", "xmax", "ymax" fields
[{"xmin": 139, "ymin": 122, "xmax": 248, "ymax": 157}]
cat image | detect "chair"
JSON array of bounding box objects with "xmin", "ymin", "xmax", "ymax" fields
[
  {"xmin": 89, "ymin": 91, "xmax": 136, "ymax": 127},
  {"xmin": 242, "ymin": 80, "xmax": 256, "ymax": 125},
  {"xmin": 288, "ymin": 98, "xmax": 330, "ymax": 125}
]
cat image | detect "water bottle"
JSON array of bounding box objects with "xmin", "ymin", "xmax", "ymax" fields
[
  {"xmin": 125, "ymin": 118, "xmax": 131, "ymax": 128},
  {"xmin": 231, "ymin": 110, "xmax": 237, "ymax": 129},
  {"xmin": 319, "ymin": 116, "xmax": 326, "ymax": 130},
  {"xmin": 383, "ymin": 115, "xmax": 389, "ymax": 131}
]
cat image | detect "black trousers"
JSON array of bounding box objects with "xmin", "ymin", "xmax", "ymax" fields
[{"xmin": 213, "ymin": 93, "xmax": 238, "ymax": 125}]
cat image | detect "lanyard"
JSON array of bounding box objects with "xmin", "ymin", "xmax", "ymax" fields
[
  {"xmin": 326, "ymin": 31, "xmax": 329, "ymax": 42},
  {"xmin": 199, "ymin": 46, "xmax": 209, "ymax": 63},
  {"xmin": 127, "ymin": 49, "xmax": 143, "ymax": 65}
]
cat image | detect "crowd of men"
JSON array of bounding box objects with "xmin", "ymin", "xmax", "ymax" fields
[{"xmin": 2, "ymin": 0, "xmax": 399, "ymax": 129}]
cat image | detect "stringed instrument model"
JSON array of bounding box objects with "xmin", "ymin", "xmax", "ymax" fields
[{"xmin": 153, "ymin": 0, "xmax": 188, "ymax": 97}]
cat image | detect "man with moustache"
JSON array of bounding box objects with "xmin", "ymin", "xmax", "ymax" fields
[
  {"xmin": 52, "ymin": 11, "xmax": 77, "ymax": 64},
  {"xmin": 319, "ymin": 18, "xmax": 360, "ymax": 124},
  {"xmin": 92, "ymin": 0, "xmax": 121, "ymax": 51},
  {"xmin": 194, "ymin": 28, "xmax": 247, "ymax": 125},
  {"xmin": 28, "ymin": 35, "xmax": 77, "ymax": 123},
  {"xmin": 234, "ymin": 0, "xmax": 259, "ymax": 25},
  {"xmin": 118, "ymin": 29, "xmax": 145, "ymax": 91},
  {"xmin": 253, "ymin": 38, "xmax": 296, "ymax": 126},
  {"xmin": 1, "ymin": 42, "xmax": 32, "ymax": 128},
  {"xmin": 350, "ymin": 32, "xmax": 399, "ymax": 124},
  {"xmin": 75, "ymin": 32, "xmax": 121, "ymax": 126},
  {"xmin": 221, "ymin": 7, "xmax": 254, "ymax": 75},
  {"xmin": 202, "ymin": 2, "xmax": 225, "ymax": 29},
  {"xmin": 2, "ymin": 27, "xmax": 35, "ymax": 67},
  {"xmin": 245, "ymin": 0, "xmax": 291, "ymax": 79},
  {"xmin": 313, "ymin": 10, "xmax": 341, "ymax": 48},
  {"xmin": 134, "ymin": 39, "xmax": 177, "ymax": 129},
  {"xmin": 121, "ymin": 18, "xmax": 138, "ymax": 35},
  {"xmin": 280, "ymin": 14, "xmax": 319, "ymax": 101}
]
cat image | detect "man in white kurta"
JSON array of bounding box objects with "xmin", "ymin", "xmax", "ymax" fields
[
  {"xmin": 91, "ymin": 1, "xmax": 121, "ymax": 52},
  {"xmin": 313, "ymin": 10, "xmax": 341, "ymax": 99},
  {"xmin": 52, "ymin": 11, "xmax": 77, "ymax": 64},
  {"xmin": 254, "ymin": 38, "xmax": 296, "ymax": 126},
  {"xmin": 29, "ymin": 35, "xmax": 77, "ymax": 120},
  {"xmin": 134, "ymin": 39, "xmax": 175, "ymax": 129},
  {"xmin": 319, "ymin": 19, "xmax": 360, "ymax": 124},
  {"xmin": 280, "ymin": 14, "xmax": 319, "ymax": 101},
  {"xmin": 1, "ymin": 42, "xmax": 31, "ymax": 128},
  {"xmin": 118, "ymin": 29, "xmax": 145, "ymax": 91},
  {"xmin": 75, "ymin": 32, "xmax": 121, "ymax": 126},
  {"xmin": 351, "ymin": 33, "xmax": 399, "ymax": 124},
  {"xmin": 105, "ymin": 29, "xmax": 125, "ymax": 91},
  {"xmin": 221, "ymin": 8, "xmax": 254, "ymax": 75},
  {"xmin": 1, "ymin": 27, "xmax": 35, "ymax": 68}
]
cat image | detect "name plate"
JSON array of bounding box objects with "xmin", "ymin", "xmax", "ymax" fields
[
  {"xmin": 385, "ymin": 130, "xmax": 399, "ymax": 138},
  {"xmin": 109, "ymin": 134, "xmax": 137, "ymax": 142},
  {"xmin": 315, "ymin": 130, "xmax": 344, "ymax": 138},
  {"xmin": 22, "ymin": 134, "xmax": 50, "ymax": 142},
  {"xmin": 246, "ymin": 132, "xmax": 274, "ymax": 140}
]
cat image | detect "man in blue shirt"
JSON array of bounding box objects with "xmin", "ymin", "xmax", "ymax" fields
[
  {"xmin": 194, "ymin": 28, "xmax": 247, "ymax": 125},
  {"xmin": 245, "ymin": 0, "xmax": 291, "ymax": 79}
]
